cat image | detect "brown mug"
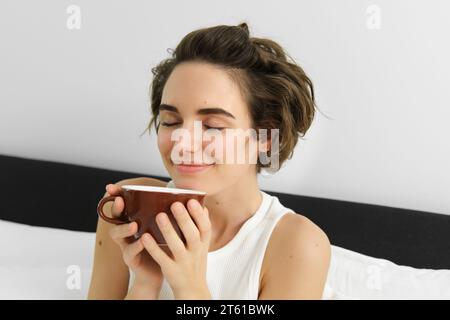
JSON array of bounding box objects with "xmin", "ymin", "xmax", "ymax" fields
[{"xmin": 97, "ymin": 184, "xmax": 207, "ymax": 245}]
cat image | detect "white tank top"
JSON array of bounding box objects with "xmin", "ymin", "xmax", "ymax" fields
[{"xmin": 128, "ymin": 180, "xmax": 295, "ymax": 299}]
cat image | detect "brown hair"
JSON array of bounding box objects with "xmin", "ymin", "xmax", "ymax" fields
[{"xmin": 141, "ymin": 22, "xmax": 318, "ymax": 174}]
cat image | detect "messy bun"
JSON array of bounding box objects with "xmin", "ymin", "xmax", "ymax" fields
[{"xmin": 142, "ymin": 22, "xmax": 317, "ymax": 173}]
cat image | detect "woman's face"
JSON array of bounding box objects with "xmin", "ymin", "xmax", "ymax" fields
[{"xmin": 157, "ymin": 61, "xmax": 258, "ymax": 194}]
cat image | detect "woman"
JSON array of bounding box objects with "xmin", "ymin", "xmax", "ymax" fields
[{"xmin": 88, "ymin": 22, "xmax": 330, "ymax": 300}]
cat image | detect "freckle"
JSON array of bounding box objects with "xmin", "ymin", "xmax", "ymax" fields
[
  {"xmin": 98, "ymin": 240, "xmax": 102, "ymax": 246},
  {"xmin": 289, "ymin": 255, "xmax": 293, "ymax": 259},
  {"xmin": 216, "ymin": 201, "xmax": 219, "ymax": 205}
]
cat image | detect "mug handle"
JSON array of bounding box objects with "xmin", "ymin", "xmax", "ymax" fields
[{"xmin": 97, "ymin": 195, "xmax": 129, "ymax": 224}]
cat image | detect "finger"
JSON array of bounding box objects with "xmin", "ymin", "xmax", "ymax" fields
[
  {"xmin": 105, "ymin": 184, "xmax": 125, "ymax": 218},
  {"xmin": 170, "ymin": 201, "xmax": 201, "ymax": 247},
  {"xmin": 187, "ymin": 199, "xmax": 211, "ymax": 243},
  {"xmin": 106, "ymin": 183, "xmax": 122, "ymax": 196},
  {"xmin": 155, "ymin": 212, "xmax": 186, "ymax": 258},
  {"xmin": 122, "ymin": 237, "xmax": 145, "ymax": 264},
  {"xmin": 111, "ymin": 196, "xmax": 125, "ymax": 218},
  {"xmin": 109, "ymin": 221, "xmax": 137, "ymax": 249},
  {"xmin": 141, "ymin": 232, "xmax": 173, "ymax": 268}
]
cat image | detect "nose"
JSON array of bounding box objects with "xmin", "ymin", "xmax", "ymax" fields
[
  {"xmin": 172, "ymin": 120, "xmax": 204, "ymax": 163},
  {"xmin": 178, "ymin": 121, "xmax": 203, "ymax": 151}
]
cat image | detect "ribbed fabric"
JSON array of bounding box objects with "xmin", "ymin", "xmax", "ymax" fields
[{"xmin": 129, "ymin": 180, "xmax": 295, "ymax": 299}]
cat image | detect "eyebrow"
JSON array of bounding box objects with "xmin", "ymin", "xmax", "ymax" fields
[{"xmin": 158, "ymin": 103, "xmax": 236, "ymax": 119}]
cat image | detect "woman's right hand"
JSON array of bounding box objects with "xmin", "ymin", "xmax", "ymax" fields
[{"xmin": 104, "ymin": 183, "xmax": 164, "ymax": 295}]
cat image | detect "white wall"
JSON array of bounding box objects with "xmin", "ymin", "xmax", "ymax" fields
[{"xmin": 1, "ymin": 0, "xmax": 449, "ymax": 215}]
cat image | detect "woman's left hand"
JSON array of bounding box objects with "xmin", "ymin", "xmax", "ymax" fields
[{"xmin": 140, "ymin": 198, "xmax": 212, "ymax": 299}]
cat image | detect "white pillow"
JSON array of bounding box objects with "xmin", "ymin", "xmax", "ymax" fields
[
  {"xmin": 1, "ymin": 219, "xmax": 449, "ymax": 299},
  {"xmin": 0, "ymin": 219, "xmax": 95, "ymax": 299},
  {"xmin": 324, "ymin": 245, "xmax": 450, "ymax": 299}
]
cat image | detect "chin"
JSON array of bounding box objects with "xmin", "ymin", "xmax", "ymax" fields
[
  {"xmin": 172, "ymin": 177, "xmax": 202, "ymax": 190},
  {"xmin": 172, "ymin": 176, "xmax": 216, "ymax": 196}
]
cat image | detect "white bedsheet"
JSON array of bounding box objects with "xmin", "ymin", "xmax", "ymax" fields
[
  {"xmin": 1, "ymin": 219, "xmax": 449, "ymax": 299},
  {"xmin": 0, "ymin": 219, "xmax": 95, "ymax": 299}
]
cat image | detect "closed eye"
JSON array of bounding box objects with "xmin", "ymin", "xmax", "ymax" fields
[
  {"xmin": 160, "ymin": 122, "xmax": 226, "ymax": 130},
  {"xmin": 204, "ymin": 125, "xmax": 226, "ymax": 130},
  {"xmin": 160, "ymin": 122, "xmax": 181, "ymax": 127}
]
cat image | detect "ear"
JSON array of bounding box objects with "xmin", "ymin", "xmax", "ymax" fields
[{"xmin": 258, "ymin": 134, "xmax": 271, "ymax": 153}]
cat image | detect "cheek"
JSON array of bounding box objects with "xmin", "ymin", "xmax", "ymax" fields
[
  {"xmin": 157, "ymin": 129, "xmax": 173, "ymax": 153},
  {"xmin": 204, "ymin": 133, "xmax": 254, "ymax": 168},
  {"xmin": 222, "ymin": 134, "xmax": 255, "ymax": 163},
  {"xmin": 207, "ymin": 135, "xmax": 257, "ymax": 164}
]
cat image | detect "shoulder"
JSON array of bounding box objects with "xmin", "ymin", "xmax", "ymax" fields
[
  {"xmin": 267, "ymin": 212, "xmax": 331, "ymax": 269},
  {"xmin": 259, "ymin": 212, "xmax": 331, "ymax": 299},
  {"xmin": 115, "ymin": 176, "xmax": 168, "ymax": 188},
  {"xmin": 278, "ymin": 212, "xmax": 330, "ymax": 253}
]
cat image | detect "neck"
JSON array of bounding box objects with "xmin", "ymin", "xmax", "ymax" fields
[{"xmin": 203, "ymin": 174, "xmax": 262, "ymax": 237}]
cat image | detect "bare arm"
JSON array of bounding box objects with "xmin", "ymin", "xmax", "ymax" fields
[{"xmin": 258, "ymin": 213, "xmax": 331, "ymax": 300}]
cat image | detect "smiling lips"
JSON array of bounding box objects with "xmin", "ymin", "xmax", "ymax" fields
[{"xmin": 174, "ymin": 163, "xmax": 215, "ymax": 173}]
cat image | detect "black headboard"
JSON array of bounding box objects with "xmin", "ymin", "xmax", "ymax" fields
[{"xmin": 1, "ymin": 154, "xmax": 449, "ymax": 269}]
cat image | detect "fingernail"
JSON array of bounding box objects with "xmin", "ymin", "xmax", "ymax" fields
[
  {"xmin": 142, "ymin": 233, "xmax": 153, "ymax": 243},
  {"xmin": 157, "ymin": 213, "xmax": 168, "ymax": 225},
  {"xmin": 189, "ymin": 199, "xmax": 199, "ymax": 209}
]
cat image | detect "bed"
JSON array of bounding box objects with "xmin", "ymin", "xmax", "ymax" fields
[{"xmin": 1, "ymin": 154, "xmax": 449, "ymax": 299}]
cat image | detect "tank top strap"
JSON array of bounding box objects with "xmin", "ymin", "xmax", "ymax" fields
[{"xmin": 247, "ymin": 193, "xmax": 295, "ymax": 297}]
